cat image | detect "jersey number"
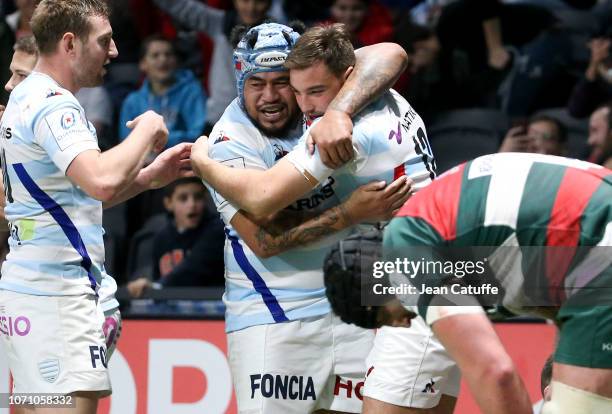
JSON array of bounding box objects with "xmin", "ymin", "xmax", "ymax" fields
[{"xmin": 412, "ymin": 127, "xmax": 436, "ymax": 180}]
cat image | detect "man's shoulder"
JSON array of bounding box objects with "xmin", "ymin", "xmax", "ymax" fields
[
  {"xmin": 13, "ymin": 74, "xmax": 81, "ymax": 123},
  {"xmin": 210, "ymin": 100, "xmax": 265, "ymax": 148}
]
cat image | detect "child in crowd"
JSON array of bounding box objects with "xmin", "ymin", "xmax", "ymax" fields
[
  {"xmin": 119, "ymin": 35, "xmax": 207, "ymax": 148},
  {"xmin": 127, "ymin": 177, "xmax": 224, "ymax": 297}
]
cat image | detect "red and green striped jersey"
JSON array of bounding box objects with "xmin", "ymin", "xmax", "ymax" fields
[{"xmin": 385, "ymin": 153, "xmax": 612, "ymax": 316}]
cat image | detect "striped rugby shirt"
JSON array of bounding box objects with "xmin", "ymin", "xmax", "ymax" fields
[
  {"xmin": 208, "ymin": 98, "xmax": 351, "ymax": 333},
  {"xmin": 0, "ymin": 72, "xmax": 118, "ymax": 311},
  {"xmin": 385, "ymin": 153, "xmax": 612, "ymax": 320}
]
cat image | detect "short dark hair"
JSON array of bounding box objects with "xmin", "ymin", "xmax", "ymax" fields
[
  {"xmin": 285, "ymin": 23, "xmax": 355, "ymax": 77},
  {"xmin": 14, "ymin": 35, "xmax": 38, "ymax": 56},
  {"xmin": 529, "ymin": 114, "xmax": 567, "ymax": 143},
  {"xmin": 163, "ymin": 177, "xmax": 204, "ymax": 198},
  {"xmin": 139, "ymin": 34, "xmax": 175, "ymax": 61},
  {"xmin": 31, "ymin": 0, "xmax": 110, "ymax": 55}
]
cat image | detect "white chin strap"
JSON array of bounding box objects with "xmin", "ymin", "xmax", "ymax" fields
[{"xmin": 541, "ymin": 381, "xmax": 612, "ymax": 414}]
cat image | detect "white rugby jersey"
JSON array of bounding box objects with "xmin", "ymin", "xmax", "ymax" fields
[
  {"xmin": 0, "ymin": 72, "xmax": 118, "ymax": 310},
  {"xmin": 208, "ymin": 99, "xmax": 351, "ymax": 333},
  {"xmin": 287, "ymin": 89, "xmax": 436, "ymax": 200}
]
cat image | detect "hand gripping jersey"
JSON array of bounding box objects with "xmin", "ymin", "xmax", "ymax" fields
[
  {"xmin": 0, "ymin": 72, "xmax": 117, "ymax": 309},
  {"xmin": 208, "ymin": 99, "xmax": 351, "ymax": 332},
  {"xmin": 287, "ymin": 89, "xmax": 436, "ymax": 201},
  {"xmin": 385, "ymin": 153, "xmax": 612, "ymax": 322}
]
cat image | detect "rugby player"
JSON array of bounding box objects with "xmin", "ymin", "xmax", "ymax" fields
[
  {"xmin": 327, "ymin": 153, "xmax": 612, "ymax": 414},
  {"xmin": 0, "ymin": 1, "xmax": 193, "ymax": 412},
  {"xmin": 0, "ymin": 35, "xmax": 124, "ymax": 364},
  {"xmin": 193, "ymin": 22, "xmax": 412, "ymax": 413}
]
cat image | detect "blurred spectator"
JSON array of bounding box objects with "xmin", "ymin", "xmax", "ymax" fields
[
  {"xmin": 5, "ymin": 0, "xmax": 34, "ymax": 39},
  {"xmin": 153, "ymin": 0, "xmax": 272, "ymax": 132},
  {"xmin": 499, "ymin": 115, "xmax": 567, "ymax": 155},
  {"xmin": 127, "ymin": 178, "xmax": 225, "ymax": 297},
  {"xmin": 328, "ymin": 0, "xmax": 393, "ymax": 47},
  {"xmin": 119, "ymin": 35, "xmax": 207, "ymax": 148},
  {"xmin": 567, "ymin": 36, "xmax": 612, "ymax": 118},
  {"xmin": 587, "ymin": 103, "xmax": 612, "ymax": 169},
  {"xmin": 0, "ymin": 19, "xmax": 15, "ymax": 104},
  {"xmin": 75, "ymin": 87, "xmax": 114, "ymax": 150}
]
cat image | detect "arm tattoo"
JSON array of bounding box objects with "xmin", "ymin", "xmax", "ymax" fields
[
  {"xmin": 254, "ymin": 204, "xmax": 352, "ymax": 256},
  {"xmin": 329, "ymin": 54, "xmax": 403, "ymax": 116}
]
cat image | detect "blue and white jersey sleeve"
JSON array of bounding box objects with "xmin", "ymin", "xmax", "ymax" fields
[{"xmin": 33, "ymin": 98, "xmax": 100, "ymax": 174}]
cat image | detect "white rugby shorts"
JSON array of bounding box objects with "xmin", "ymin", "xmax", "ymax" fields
[
  {"xmin": 227, "ymin": 313, "xmax": 374, "ymax": 413},
  {"xmin": 0, "ymin": 290, "xmax": 111, "ymax": 396},
  {"xmin": 363, "ymin": 316, "xmax": 461, "ymax": 409}
]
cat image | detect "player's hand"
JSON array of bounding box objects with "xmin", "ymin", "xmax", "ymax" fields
[
  {"xmin": 343, "ymin": 176, "xmax": 413, "ymax": 224},
  {"xmin": 307, "ymin": 109, "xmax": 354, "ymax": 169},
  {"xmin": 127, "ymin": 277, "xmax": 152, "ymax": 298},
  {"xmin": 145, "ymin": 142, "xmax": 194, "ymax": 189},
  {"xmin": 499, "ymin": 126, "xmax": 535, "ymax": 153},
  {"xmin": 190, "ymin": 135, "xmax": 211, "ymax": 177},
  {"xmin": 126, "ymin": 110, "xmax": 168, "ymax": 153}
]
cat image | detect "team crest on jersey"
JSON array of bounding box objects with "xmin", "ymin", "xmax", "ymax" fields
[{"xmin": 60, "ymin": 111, "xmax": 77, "ymax": 130}]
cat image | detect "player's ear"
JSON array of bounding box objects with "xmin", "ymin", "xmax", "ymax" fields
[
  {"xmin": 343, "ymin": 66, "xmax": 354, "ymax": 82},
  {"xmin": 61, "ymin": 32, "xmax": 77, "ymax": 55}
]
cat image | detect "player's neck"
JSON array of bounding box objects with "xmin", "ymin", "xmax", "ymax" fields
[{"xmin": 34, "ymin": 58, "xmax": 79, "ymax": 94}]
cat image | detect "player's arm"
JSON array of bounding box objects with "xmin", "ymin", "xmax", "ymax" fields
[
  {"xmin": 309, "ymin": 42, "xmax": 409, "ymax": 167},
  {"xmin": 66, "ymin": 111, "xmax": 168, "ymax": 202},
  {"xmin": 231, "ymin": 178, "xmax": 409, "ymax": 257},
  {"xmin": 102, "ymin": 143, "xmax": 194, "ymax": 209},
  {"xmin": 194, "ymin": 148, "xmax": 312, "ymax": 217},
  {"xmin": 431, "ymin": 313, "xmax": 533, "ymax": 414}
]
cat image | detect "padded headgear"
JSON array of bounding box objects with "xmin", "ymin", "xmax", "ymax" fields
[
  {"xmin": 233, "ymin": 23, "xmax": 300, "ymax": 108},
  {"xmin": 324, "ymin": 228, "xmax": 387, "ymax": 329}
]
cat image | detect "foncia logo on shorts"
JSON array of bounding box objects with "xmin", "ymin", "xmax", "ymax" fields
[
  {"xmin": 250, "ymin": 374, "xmax": 316, "ymax": 401},
  {"xmin": 0, "ymin": 309, "xmax": 31, "ymax": 337}
]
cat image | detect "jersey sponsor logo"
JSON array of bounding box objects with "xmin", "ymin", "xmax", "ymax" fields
[
  {"xmin": 334, "ymin": 375, "xmax": 364, "ymax": 400},
  {"xmin": 250, "ymin": 374, "xmax": 316, "ymax": 400},
  {"xmin": 603, "ymin": 343, "xmax": 612, "ymax": 352},
  {"xmin": 388, "ymin": 121, "xmax": 403, "ymax": 144},
  {"xmin": 60, "ymin": 111, "xmax": 77, "ymax": 129},
  {"xmin": 0, "ymin": 314, "xmax": 31, "ymax": 336},
  {"xmin": 45, "ymin": 108, "xmax": 93, "ymax": 151},
  {"xmin": 89, "ymin": 345, "xmax": 108, "ymax": 368},
  {"xmin": 422, "ymin": 378, "xmax": 437, "ymax": 393},
  {"xmin": 255, "ymin": 51, "xmax": 288, "ymax": 67},
  {"xmin": 287, "ymin": 176, "xmax": 336, "ymax": 211},
  {"xmin": 1, "ymin": 126, "xmax": 12, "ymax": 140},
  {"xmin": 38, "ymin": 359, "xmax": 60, "ymax": 383}
]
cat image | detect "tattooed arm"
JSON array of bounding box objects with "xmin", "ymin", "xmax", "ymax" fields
[
  {"xmin": 308, "ymin": 43, "xmax": 409, "ymax": 168},
  {"xmin": 231, "ymin": 180, "xmax": 411, "ymax": 258}
]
